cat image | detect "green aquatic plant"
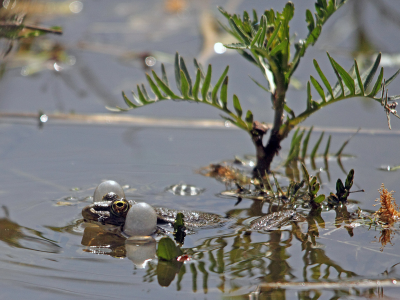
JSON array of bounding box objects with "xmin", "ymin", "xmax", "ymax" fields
[
  {"xmin": 114, "ymin": 0, "xmax": 400, "ymax": 175},
  {"xmin": 327, "ymin": 169, "xmax": 356, "ymax": 204}
]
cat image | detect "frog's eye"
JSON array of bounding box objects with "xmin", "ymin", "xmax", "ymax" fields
[{"xmin": 110, "ymin": 199, "xmax": 130, "ymax": 216}]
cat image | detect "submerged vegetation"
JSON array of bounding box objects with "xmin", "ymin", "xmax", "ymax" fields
[{"xmin": 115, "ymin": 0, "xmax": 400, "ymax": 175}]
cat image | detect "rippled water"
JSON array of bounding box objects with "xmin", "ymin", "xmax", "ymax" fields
[{"xmin": 1, "ymin": 0, "xmax": 400, "ymax": 299}]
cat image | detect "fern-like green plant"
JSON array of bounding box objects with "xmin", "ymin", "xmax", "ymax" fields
[{"xmin": 112, "ymin": 0, "xmax": 400, "ymax": 175}]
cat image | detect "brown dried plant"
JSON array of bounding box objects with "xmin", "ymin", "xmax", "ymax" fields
[
  {"xmin": 377, "ymin": 229, "xmax": 394, "ymax": 251},
  {"xmin": 374, "ymin": 184, "xmax": 399, "ymax": 225}
]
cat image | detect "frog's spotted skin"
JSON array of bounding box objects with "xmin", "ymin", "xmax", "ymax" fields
[
  {"xmin": 154, "ymin": 207, "xmax": 228, "ymax": 228},
  {"xmin": 248, "ymin": 210, "xmax": 305, "ymax": 231}
]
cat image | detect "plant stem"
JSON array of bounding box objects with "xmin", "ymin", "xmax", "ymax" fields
[{"xmin": 253, "ymin": 72, "xmax": 288, "ymax": 175}]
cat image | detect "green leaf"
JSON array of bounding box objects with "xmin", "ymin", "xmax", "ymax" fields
[
  {"xmin": 233, "ymin": 94, "xmax": 242, "ymax": 118},
  {"xmin": 201, "ymin": 65, "xmax": 212, "ymax": 102},
  {"xmin": 193, "ymin": 58, "xmax": 205, "ymax": 81},
  {"xmin": 311, "ymin": 131, "xmax": 324, "ymax": 159},
  {"xmin": 270, "ymin": 39, "xmax": 288, "ymax": 56},
  {"xmin": 137, "ymin": 85, "xmax": 149, "ymax": 104},
  {"xmin": 354, "ymin": 60, "xmax": 364, "ymax": 95},
  {"xmin": 140, "ymin": 84, "xmax": 151, "ymax": 101},
  {"xmin": 220, "ymin": 76, "xmax": 228, "ymax": 109},
  {"xmin": 174, "ymin": 53, "xmax": 181, "ymax": 93},
  {"xmin": 146, "ymin": 74, "xmax": 165, "ymax": 99},
  {"xmin": 180, "ymin": 57, "xmax": 192, "ymax": 96},
  {"xmin": 249, "ymin": 76, "xmax": 271, "ymax": 93},
  {"xmin": 311, "ymin": 182, "xmax": 320, "ymax": 195},
  {"xmin": 328, "ymin": 53, "xmax": 355, "ymax": 95},
  {"xmin": 245, "ymin": 110, "xmax": 253, "ymax": 128},
  {"xmin": 385, "ymin": 69, "xmax": 400, "ymax": 88},
  {"xmin": 122, "ymin": 91, "xmax": 139, "ymax": 108},
  {"xmin": 250, "ymin": 27, "xmax": 263, "ymax": 47},
  {"xmin": 282, "ymin": 2, "xmax": 295, "ymax": 21},
  {"xmin": 345, "ymin": 169, "xmax": 354, "ymax": 190},
  {"xmin": 152, "ymin": 70, "xmax": 180, "ymax": 99},
  {"xmin": 229, "ymin": 18, "xmax": 251, "ymax": 45},
  {"xmin": 212, "ymin": 66, "xmax": 230, "ymax": 104},
  {"xmin": 336, "ymin": 179, "xmax": 345, "ymax": 194},
  {"xmin": 327, "ymin": 53, "xmax": 345, "ymax": 97},
  {"xmin": 305, "ymin": 25, "xmax": 321, "ymax": 47},
  {"xmin": 310, "ymin": 76, "xmax": 326, "ymax": 102},
  {"xmin": 224, "ymin": 43, "xmax": 248, "ymax": 50},
  {"xmin": 368, "ymin": 67, "xmax": 383, "ymax": 97},
  {"xmin": 301, "ymin": 126, "xmax": 313, "ymax": 159},
  {"xmin": 306, "ymin": 9, "xmax": 315, "ymax": 31},
  {"xmin": 307, "ymin": 81, "xmax": 312, "ymax": 110},
  {"xmin": 266, "ymin": 21, "xmax": 281, "ymax": 49},
  {"xmin": 252, "ymin": 9, "xmax": 258, "ymax": 24},
  {"xmin": 313, "ymin": 59, "xmax": 333, "ymax": 99},
  {"xmin": 363, "ymin": 53, "xmax": 381, "ymax": 92},
  {"xmin": 180, "ymin": 70, "xmax": 190, "ymax": 99},
  {"xmin": 265, "ymin": 9, "xmax": 275, "ymax": 25},
  {"xmin": 284, "ymin": 104, "xmax": 295, "ymax": 118},
  {"xmin": 192, "ymin": 69, "xmax": 201, "ymax": 101},
  {"xmin": 301, "ymin": 162, "xmax": 310, "ymax": 184},
  {"xmin": 217, "ymin": 6, "xmax": 231, "ymax": 20},
  {"xmin": 323, "ymin": 135, "xmax": 331, "ymax": 157},
  {"xmin": 161, "ymin": 63, "xmax": 169, "ymax": 86},
  {"xmin": 314, "ymin": 194, "xmax": 325, "ymax": 204},
  {"xmin": 258, "ymin": 15, "xmax": 267, "ymax": 46},
  {"xmin": 157, "ymin": 237, "xmax": 182, "ymax": 261}
]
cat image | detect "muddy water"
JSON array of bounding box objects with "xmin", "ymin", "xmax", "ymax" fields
[{"xmin": 0, "ymin": 0, "xmax": 400, "ymax": 299}]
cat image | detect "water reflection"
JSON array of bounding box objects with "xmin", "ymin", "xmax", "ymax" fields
[
  {"xmin": 0, "ymin": 206, "xmax": 60, "ymax": 253},
  {"xmin": 70, "ymin": 196, "xmax": 399, "ymax": 299}
]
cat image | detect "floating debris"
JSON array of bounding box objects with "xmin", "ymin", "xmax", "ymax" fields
[
  {"xmin": 374, "ymin": 184, "xmax": 399, "ymax": 225},
  {"xmin": 197, "ymin": 163, "xmax": 252, "ymax": 185},
  {"xmin": 167, "ymin": 183, "xmax": 204, "ymax": 196}
]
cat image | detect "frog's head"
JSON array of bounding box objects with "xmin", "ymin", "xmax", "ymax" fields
[{"xmin": 82, "ymin": 192, "xmax": 131, "ymax": 226}]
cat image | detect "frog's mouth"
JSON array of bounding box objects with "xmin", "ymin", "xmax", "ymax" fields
[{"xmin": 82, "ymin": 199, "xmax": 130, "ymax": 226}]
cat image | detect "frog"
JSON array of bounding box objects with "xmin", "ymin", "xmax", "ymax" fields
[
  {"xmin": 82, "ymin": 192, "xmax": 228, "ymax": 229},
  {"xmin": 81, "ymin": 192, "xmax": 304, "ymax": 233}
]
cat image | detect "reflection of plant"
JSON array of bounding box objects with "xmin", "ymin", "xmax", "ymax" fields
[
  {"xmin": 285, "ymin": 126, "xmax": 358, "ymax": 165},
  {"xmin": 115, "ymin": 0, "xmax": 400, "ymax": 175},
  {"xmin": 173, "ymin": 212, "xmax": 186, "ymax": 245}
]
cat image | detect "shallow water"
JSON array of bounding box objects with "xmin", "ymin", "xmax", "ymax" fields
[{"xmin": 1, "ymin": 0, "xmax": 400, "ymax": 299}]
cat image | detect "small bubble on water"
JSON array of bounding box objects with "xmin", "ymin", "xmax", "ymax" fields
[
  {"xmin": 67, "ymin": 55, "xmax": 76, "ymax": 66},
  {"xmin": 168, "ymin": 183, "xmax": 205, "ymax": 196},
  {"xmin": 224, "ymin": 120, "xmax": 231, "ymax": 127},
  {"xmin": 145, "ymin": 56, "xmax": 156, "ymax": 67},
  {"xmin": 40, "ymin": 114, "xmax": 48, "ymax": 123},
  {"xmin": 393, "ymin": 280, "xmax": 397, "ymax": 284},
  {"xmin": 21, "ymin": 67, "xmax": 29, "ymax": 76},
  {"xmin": 319, "ymin": 167, "xmax": 324, "ymax": 172},
  {"xmin": 69, "ymin": 1, "xmax": 83, "ymax": 13}
]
